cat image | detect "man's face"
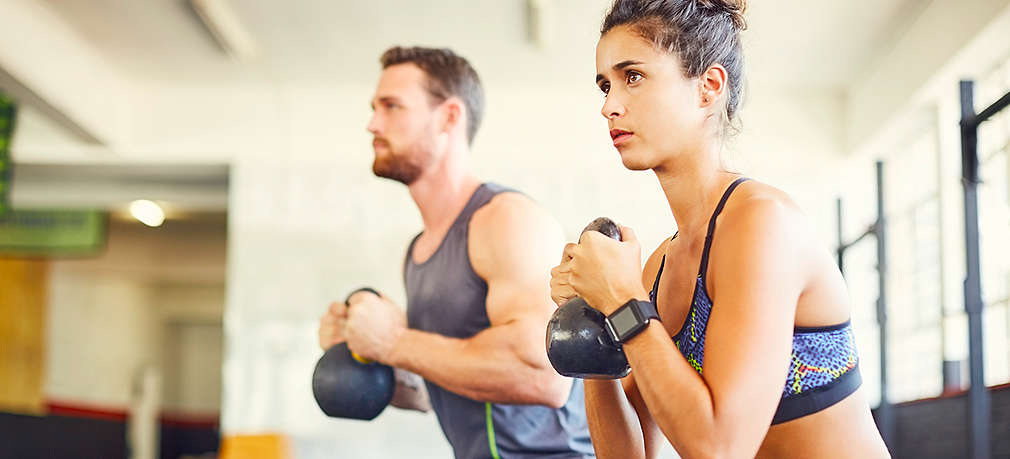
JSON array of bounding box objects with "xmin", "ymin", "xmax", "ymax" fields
[{"xmin": 366, "ymin": 64, "xmax": 441, "ymax": 185}]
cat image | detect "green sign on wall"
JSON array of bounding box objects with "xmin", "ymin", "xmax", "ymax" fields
[
  {"xmin": 0, "ymin": 210, "xmax": 107, "ymax": 257},
  {"xmin": 0, "ymin": 94, "xmax": 15, "ymax": 218}
]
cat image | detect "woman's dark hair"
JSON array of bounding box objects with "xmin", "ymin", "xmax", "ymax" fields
[{"xmin": 602, "ymin": 0, "xmax": 747, "ymax": 123}]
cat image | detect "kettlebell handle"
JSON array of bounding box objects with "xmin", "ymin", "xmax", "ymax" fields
[{"xmin": 344, "ymin": 287, "xmax": 382, "ymax": 364}]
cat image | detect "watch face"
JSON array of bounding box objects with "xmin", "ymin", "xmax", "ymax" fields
[{"xmin": 610, "ymin": 306, "xmax": 640, "ymax": 337}]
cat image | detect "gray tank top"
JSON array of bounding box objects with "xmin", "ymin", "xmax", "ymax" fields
[{"xmin": 405, "ymin": 183, "xmax": 594, "ymax": 459}]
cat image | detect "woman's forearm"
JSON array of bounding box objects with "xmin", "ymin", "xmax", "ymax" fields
[{"xmin": 584, "ymin": 379, "xmax": 647, "ymax": 458}]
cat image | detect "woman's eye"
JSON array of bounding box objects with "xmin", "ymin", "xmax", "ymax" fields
[
  {"xmin": 599, "ymin": 82, "xmax": 610, "ymax": 95},
  {"xmin": 627, "ymin": 72, "xmax": 642, "ymax": 84}
]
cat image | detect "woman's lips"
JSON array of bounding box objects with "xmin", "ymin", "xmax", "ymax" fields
[{"xmin": 610, "ymin": 129, "xmax": 633, "ymax": 146}]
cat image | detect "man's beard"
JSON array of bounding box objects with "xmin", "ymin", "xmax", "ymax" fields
[{"xmin": 372, "ymin": 139, "xmax": 431, "ymax": 185}]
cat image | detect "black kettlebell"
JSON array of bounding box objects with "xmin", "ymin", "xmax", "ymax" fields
[
  {"xmin": 312, "ymin": 287, "xmax": 395, "ymax": 420},
  {"xmin": 546, "ymin": 217, "xmax": 631, "ymax": 379}
]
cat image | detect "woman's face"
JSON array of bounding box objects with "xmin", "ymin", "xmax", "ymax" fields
[{"xmin": 596, "ymin": 25, "xmax": 707, "ymax": 171}]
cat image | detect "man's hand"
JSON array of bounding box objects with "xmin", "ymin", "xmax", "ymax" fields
[
  {"xmin": 345, "ymin": 291, "xmax": 408, "ymax": 363},
  {"xmin": 318, "ymin": 301, "xmax": 348, "ymax": 350}
]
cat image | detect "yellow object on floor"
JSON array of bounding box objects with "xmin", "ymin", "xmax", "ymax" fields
[{"xmin": 219, "ymin": 433, "xmax": 292, "ymax": 459}]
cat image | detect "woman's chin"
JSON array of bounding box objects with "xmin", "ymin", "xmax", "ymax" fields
[{"xmin": 618, "ymin": 148, "xmax": 653, "ymax": 171}]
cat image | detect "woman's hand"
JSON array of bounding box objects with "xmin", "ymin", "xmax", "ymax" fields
[{"xmin": 550, "ymin": 225, "xmax": 650, "ymax": 315}]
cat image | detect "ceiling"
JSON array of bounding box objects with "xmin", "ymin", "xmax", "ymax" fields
[
  {"xmin": 10, "ymin": 162, "xmax": 229, "ymax": 212},
  {"xmin": 38, "ymin": 0, "xmax": 929, "ymax": 90}
]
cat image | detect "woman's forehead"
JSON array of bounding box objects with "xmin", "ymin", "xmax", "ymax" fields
[{"xmin": 597, "ymin": 28, "xmax": 665, "ymax": 71}]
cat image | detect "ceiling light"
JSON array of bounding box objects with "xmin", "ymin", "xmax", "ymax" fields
[{"xmin": 129, "ymin": 200, "xmax": 165, "ymax": 227}]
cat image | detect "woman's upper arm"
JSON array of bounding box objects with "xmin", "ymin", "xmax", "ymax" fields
[{"xmin": 702, "ymin": 198, "xmax": 810, "ymax": 454}]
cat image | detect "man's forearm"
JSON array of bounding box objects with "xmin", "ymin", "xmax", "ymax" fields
[{"xmin": 386, "ymin": 323, "xmax": 568, "ymax": 407}]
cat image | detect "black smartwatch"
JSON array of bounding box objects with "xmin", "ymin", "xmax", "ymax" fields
[{"xmin": 605, "ymin": 299, "xmax": 660, "ymax": 344}]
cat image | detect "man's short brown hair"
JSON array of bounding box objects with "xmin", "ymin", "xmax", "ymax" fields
[{"xmin": 380, "ymin": 46, "xmax": 485, "ymax": 145}]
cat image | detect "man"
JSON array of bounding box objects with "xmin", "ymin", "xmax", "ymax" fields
[{"xmin": 317, "ymin": 46, "xmax": 594, "ymax": 459}]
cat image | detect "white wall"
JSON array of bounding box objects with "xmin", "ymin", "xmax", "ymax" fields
[
  {"xmin": 157, "ymin": 284, "xmax": 226, "ymax": 326},
  {"xmin": 44, "ymin": 220, "xmax": 226, "ymax": 415},
  {"xmin": 46, "ymin": 270, "xmax": 160, "ymax": 407},
  {"xmin": 46, "ymin": 275, "xmax": 226, "ymax": 415},
  {"xmin": 163, "ymin": 322, "xmax": 223, "ymax": 415},
  {"xmin": 158, "ymin": 283, "xmax": 225, "ymax": 415}
]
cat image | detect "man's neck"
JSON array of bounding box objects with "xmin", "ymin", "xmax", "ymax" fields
[{"xmin": 407, "ymin": 144, "xmax": 481, "ymax": 233}]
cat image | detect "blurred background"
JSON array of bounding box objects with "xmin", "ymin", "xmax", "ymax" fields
[{"xmin": 0, "ymin": 0, "xmax": 1008, "ymax": 458}]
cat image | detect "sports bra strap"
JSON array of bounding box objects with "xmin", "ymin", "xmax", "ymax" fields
[{"xmin": 697, "ymin": 177, "xmax": 750, "ymax": 279}]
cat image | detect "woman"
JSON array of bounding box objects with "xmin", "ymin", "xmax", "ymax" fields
[{"xmin": 549, "ymin": 0, "xmax": 890, "ymax": 457}]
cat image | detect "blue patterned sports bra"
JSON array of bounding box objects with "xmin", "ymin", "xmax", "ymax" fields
[{"xmin": 649, "ymin": 178, "xmax": 862, "ymax": 425}]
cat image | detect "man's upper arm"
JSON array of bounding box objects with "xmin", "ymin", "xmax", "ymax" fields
[{"xmin": 469, "ymin": 193, "xmax": 565, "ymax": 328}]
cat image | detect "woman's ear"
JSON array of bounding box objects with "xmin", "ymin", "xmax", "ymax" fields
[{"xmin": 699, "ymin": 64, "xmax": 728, "ymax": 108}]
